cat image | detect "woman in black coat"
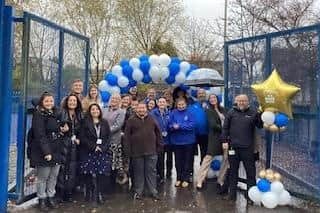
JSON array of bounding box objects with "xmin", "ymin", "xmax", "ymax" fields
[
  {"xmin": 56, "ymin": 94, "xmax": 83, "ymax": 202},
  {"xmin": 196, "ymin": 94, "xmax": 226, "ymax": 190},
  {"xmin": 29, "ymin": 92, "xmax": 69, "ymax": 211},
  {"xmin": 79, "ymin": 103, "xmax": 111, "ymax": 205}
]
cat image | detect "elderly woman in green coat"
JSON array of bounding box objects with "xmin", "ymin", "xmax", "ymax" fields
[{"xmin": 196, "ymin": 93, "xmax": 226, "ymax": 189}]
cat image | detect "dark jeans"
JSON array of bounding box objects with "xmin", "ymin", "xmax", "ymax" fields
[
  {"xmin": 131, "ymin": 154, "xmax": 158, "ymax": 195},
  {"xmin": 196, "ymin": 134, "xmax": 208, "ymax": 164},
  {"xmin": 174, "ymin": 144, "xmax": 195, "ymax": 182},
  {"xmin": 228, "ymin": 147, "xmax": 256, "ymax": 198},
  {"xmin": 157, "ymin": 144, "xmax": 173, "ymax": 179}
]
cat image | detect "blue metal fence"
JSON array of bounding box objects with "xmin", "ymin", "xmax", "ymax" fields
[
  {"xmin": 0, "ymin": 2, "xmax": 90, "ymax": 211},
  {"xmin": 224, "ymin": 24, "xmax": 320, "ymax": 199}
]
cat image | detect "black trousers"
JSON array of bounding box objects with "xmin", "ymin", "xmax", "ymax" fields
[
  {"xmin": 174, "ymin": 144, "xmax": 195, "ymax": 182},
  {"xmin": 228, "ymin": 147, "xmax": 256, "ymax": 198},
  {"xmin": 196, "ymin": 134, "xmax": 208, "ymax": 164},
  {"xmin": 157, "ymin": 144, "xmax": 173, "ymax": 179}
]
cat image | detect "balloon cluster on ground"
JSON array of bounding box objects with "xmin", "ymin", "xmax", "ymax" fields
[
  {"xmin": 98, "ymin": 54, "xmax": 199, "ymax": 103},
  {"xmin": 207, "ymin": 155, "xmax": 222, "ymax": 179},
  {"xmin": 251, "ymin": 69, "xmax": 300, "ymax": 132},
  {"xmin": 248, "ymin": 169, "xmax": 291, "ymax": 209}
]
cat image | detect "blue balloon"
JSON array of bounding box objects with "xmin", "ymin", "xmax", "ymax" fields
[
  {"xmin": 186, "ymin": 64, "xmax": 198, "ymax": 76},
  {"xmin": 100, "ymin": 91, "xmax": 111, "ymax": 103},
  {"xmin": 169, "ymin": 62, "xmax": 180, "ymax": 76},
  {"xmin": 257, "ymin": 178, "xmax": 271, "ymax": 192},
  {"xmin": 120, "ymin": 86, "xmax": 130, "ymax": 94},
  {"xmin": 140, "ymin": 61, "xmax": 151, "ymax": 75},
  {"xmin": 191, "ymin": 89, "xmax": 197, "ymax": 98},
  {"xmin": 180, "ymin": 84, "xmax": 190, "ymax": 91},
  {"xmin": 171, "ymin": 57, "xmax": 181, "ymax": 64},
  {"xmin": 142, "ymin": 74, "xmax": 152, "ymax": 84},
  {"xmin": 217, "ymin": 95, "xmax": 222, "ymax": 103},
  {"xmin": 105, "ymin": 73, "xmax": 118, "ymax": 86},
  {"xmin": 165, "ymin": 75, "xmax": 175, "ymax": 84},
  {"xmin": 120, "ymin": 59, "xmax": 129, "ymax": 67},
  {"xmin": 129, "ymin": 79, "xmax": 137, "ymax": 87},
  {"xmin": 210, "ymin": 159, "xmax": 221, "ymax": 171},
  {"xmin": 122, "ymin": 65, "xmax": 133, "ymax": 79},
  {"xmin": 139, "ymin": 54, "xmax": 149, "ymax": 62},
  {"xmin": 274, "ymin": 113, "xmax": 289, "ymax": 127}
]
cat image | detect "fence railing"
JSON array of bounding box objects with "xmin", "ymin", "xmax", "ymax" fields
[
  {"xmin": 7, "ymin": 11, "xmax": 90, "ymax": 205},
  {"xmin": 224, "ymin": 24, "xmax": 320, "ymax": 199}
]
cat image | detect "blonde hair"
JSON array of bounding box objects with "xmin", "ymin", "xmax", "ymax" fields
[
  {"xmin": 82, "ymin": 84, "xmax": 101, "ymax": 112},
  {"xmin": 108, "ymin": 93, "xmax": 122, "ymax": 108}
]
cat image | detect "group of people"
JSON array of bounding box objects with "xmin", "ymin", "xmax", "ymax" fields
[{"xmin": 28, "ymin": 79, "xmax": 263, "ymax": 211}]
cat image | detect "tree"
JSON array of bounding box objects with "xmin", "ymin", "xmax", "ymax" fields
[
  {"xmin": 150, "ymin": 40, "xmax": 178, "ymax": 56},
  {"xmin": 175, "ymin": 17, "xmax": 222, "ymax": 67},
  {"xmin": 54, "ymin": 0, "xmax": 118, "ymax": 83},
  {"xmin": 115, "ymin": 0, "xmax": 184, "ymax": 53},
  {"xmin": 225, "ymin": 0, "xmax": 320, "ymax": 106}
]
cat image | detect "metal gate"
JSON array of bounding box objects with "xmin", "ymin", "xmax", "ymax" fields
[
  {"xmin": 0, "ymin": 2, "xmax": 90, "ymax": 211},
  {"xmin": 224, "ymin": 24, "xmax": 320, "ymax": 199}
]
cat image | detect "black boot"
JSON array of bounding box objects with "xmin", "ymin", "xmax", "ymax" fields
[
  {"xmin": 93, "ymin": 176, "xmax": 104, "ymax": 205},
  {"xmin": 92, "ymin": 177, "xmax": 99, "ymax": 206},
  {"xmin": 84, "ymin": 175, "xmax": 93, "ymax": 201},
  {"xmin": 97, "ymin": 192, "xmax": 104, "ymax": 204},
  {"xmin": 47, "ymin": 197, "xmax": 58, "ymax": 209},
  {"xmin": 85, "ymin": 184, "xmax": 93, "ymax": 202},
  {"xmin": 38, "ymin": 198, "xmax": 49, "ymax": 212}
]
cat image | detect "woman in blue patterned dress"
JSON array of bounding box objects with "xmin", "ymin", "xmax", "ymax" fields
[{"xmin": 79, "ymin": 103, "xmax": 111, "ymax": 205}]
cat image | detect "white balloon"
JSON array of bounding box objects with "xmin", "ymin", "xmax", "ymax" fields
[
  {"xmin": 207, "ymin": 168, "xmax": 215, "ymax": 179},
  {"xmin": 271, "ymin": 181, "xmax": 284, "ymax": 194},
  {"xmin": 213, "ymin": 155, "xmax": 223, "ymax": 162},
  {"xmin": 278, "ymin": 190, "xmax": 291, "ymax": 206},
  {"xmin": 117, "ymin": 76, "xmax": 129, "ymax": 88},
  {"xmin": 248, "ymin": 186, "xmax": 263, "ymax": 203},
  {"xmin": 175, "ymin": 72, "xmax": 186, "ymax": 84},
  {"xmin": 98, "ymin": 80, "xmax": 110, "ymax": 92},
  {"xmin": 149, "ymin": 54, "xmax": 159, "ymax": 66},
  {"xmin": 129, "ymin": 58, "xmax": 140, "ymax": 69},
  {"xmin": 180, "ymin": 61, "xmax": 190, "ymax": 73},
  {"xmin": 132, "ymin": 69, "xmax": 144, "ymax": 82},
  {"xmin": 149, "ymin": 66, "xmax": 161, "ymax": 82},
  {"xmin": 159, "ymin": 67, "xmax": 170, "ymax": 81},
  {"xmin": 261, "ymin": 192, "xmax": 278, "ymax": 209},
  {"xmin": 111, "ymin": 65, "xmax": 123, "ymax": 77},
  {"xmin": 159, "ymin": 54, "xmax": 171, "ymax": 67},
  {"xmin": 109, "ymin": 86, "xmax": 120, "ymax": 94},
  {"xmin": 261, "ymin": 111, "xmax": 276, "ymax": 125}
]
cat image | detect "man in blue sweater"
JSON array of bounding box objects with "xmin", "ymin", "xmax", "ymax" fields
[{"xmin": 190, "ymin": 88, "xmax": 209, "ymax": 164}]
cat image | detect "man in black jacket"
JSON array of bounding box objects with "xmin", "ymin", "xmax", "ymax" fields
[{"xmin": 221, "ymin": 94, "xmax": 263, "ymax": 201}]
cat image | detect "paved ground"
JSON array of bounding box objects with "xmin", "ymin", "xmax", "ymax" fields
[{"xmin": 16, "ymin": 177, "xmax": 318, "ymax": 213}]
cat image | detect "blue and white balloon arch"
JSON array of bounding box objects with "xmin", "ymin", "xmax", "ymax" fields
[{"xmin": 98, "ymin": 54, "xmax": 220, "ymax": 103}]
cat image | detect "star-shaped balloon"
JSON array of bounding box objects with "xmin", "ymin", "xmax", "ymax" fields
[{"xmin": 251, "ymin": 69, "xmax": 300, "ymax": 118}]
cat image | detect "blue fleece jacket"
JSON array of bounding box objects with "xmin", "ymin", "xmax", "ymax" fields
[
  {"xmin": 150, "ymin": 108, "xmax": 170, "ymax": 145},
  {"xmin": 169, "ymin": 108, "xmax": 196, "ymax": 145},
  {"xmin": 190, "ymin": 101, "xmax": 209, "ymax": 135}
]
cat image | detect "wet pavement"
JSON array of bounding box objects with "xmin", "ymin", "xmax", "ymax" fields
[{"xmin": 19, "ymin": 178, "xmax": 317, "ymax": 213}]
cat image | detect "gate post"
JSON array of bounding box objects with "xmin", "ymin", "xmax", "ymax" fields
[
  {"xmin": 0, "ymin": 4, "xmax": 15, "ymax": 212},
  {"xmin": 265, "ymin": 36, "xmax": 273, "ymax": 169}
]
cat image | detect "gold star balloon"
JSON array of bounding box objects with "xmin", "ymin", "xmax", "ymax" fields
[{"xmin": 251, "ymin": 69, "xmax": 300, "ymax": 118}]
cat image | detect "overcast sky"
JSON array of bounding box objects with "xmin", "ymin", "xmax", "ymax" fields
[{"xmin": 183, "ymin": 0, "xmax": 226, "ymax": 20}]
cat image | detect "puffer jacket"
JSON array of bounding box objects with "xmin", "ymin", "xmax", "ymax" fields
[{"xmin": 29, "ymin": 107, "xmax": 63, "ymax": 167}]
